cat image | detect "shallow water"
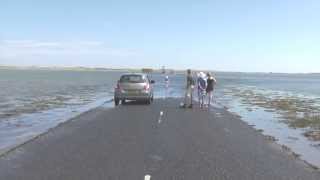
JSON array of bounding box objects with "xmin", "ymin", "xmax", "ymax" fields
[
  {"xmin": 1, "ymin": 69, "xmax": 320, "ymax": 168},
  {"xmin": 214, "ymin": 72, "xmax": 320, "ymax": 168},
  {"xmin": 0, "ymin": 70, "xmax": 185, "ymax": 154},
  {"xmin": 0, "ymin": 69, "xmax": 119, "ymax": 154},
  {"xmin": 226, "ymin": 98, "xmax": 320, "ymax": 167}
]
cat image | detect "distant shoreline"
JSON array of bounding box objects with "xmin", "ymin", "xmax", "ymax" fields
[
  {"xmin": 0, "ymin": 65, "xmax": 319, "ymax": 74},
  {"xmin": 0, "ymin": 65, "xmax": 181, "ymax": 74},
  {"xmin": 0, "ymin": 65, "xmax": 137, "ymax": 72}
]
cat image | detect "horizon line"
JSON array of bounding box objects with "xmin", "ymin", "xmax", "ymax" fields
[{"xmin": 1, "ymin": 64, "xmax": 319, "ymax": 74}]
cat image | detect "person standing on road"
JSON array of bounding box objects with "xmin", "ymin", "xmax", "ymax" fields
[
  {"xmin": 206, "ymin": 72, "xmax": 217, "ymax": 107},
  {"xmin": 165, "ymin": 75, "xmax": 169, "ymax": 88},
  {"xmin": 164, "ymin": 75, "xmax": 169, "ymax": 98},
  {"xmin": 183, "ymin": 69, "xmax": 195, "ymax": 108},
  {"xmin": 197, "ymin": 72, "xmax": 207, "ymax": 108}
]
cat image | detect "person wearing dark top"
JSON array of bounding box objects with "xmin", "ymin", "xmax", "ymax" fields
[
  {"xmin": 183, "ymin": 69, "xmax": 195, "ymax": 108},
  {"xmin": 206, "ymin": 72, "xmax": 217, "ymax": 107}
]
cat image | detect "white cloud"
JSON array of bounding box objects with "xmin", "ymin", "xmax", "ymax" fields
[{"xmin": 0, "ymin": 40, "xmax": 141, "ymax": 58}]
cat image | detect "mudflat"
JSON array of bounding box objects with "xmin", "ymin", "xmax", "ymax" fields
[{"xmin": 0, "ymin": 98, "xmax": 319, "ymax": 180}]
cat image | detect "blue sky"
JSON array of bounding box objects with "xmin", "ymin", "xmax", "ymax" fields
[{"xmin": 0, "ymin": 0, "xmax": 319, "ymax": 72}]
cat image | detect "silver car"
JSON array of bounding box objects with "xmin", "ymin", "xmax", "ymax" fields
[{"xmin": 114, "ymin": 73, "xmax": 155, "ymax": 105}]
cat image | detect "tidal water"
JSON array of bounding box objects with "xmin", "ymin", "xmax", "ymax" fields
[{"xmin": 1, "ymin": 69, "xmax": 320, "ymax": 167}]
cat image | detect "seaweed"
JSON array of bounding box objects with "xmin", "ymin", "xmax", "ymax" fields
[{"xmin": 228, "ymin": 87, "xmax": 320, "ymax": 141}]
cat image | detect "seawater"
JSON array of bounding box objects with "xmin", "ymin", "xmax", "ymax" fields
[{"xmin": 1, "ymin": 69, "xmax": 320, "ymax": 167}]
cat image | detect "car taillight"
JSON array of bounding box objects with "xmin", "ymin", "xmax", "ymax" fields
[{"xmin": 144, "ymin": 84, "xmax": 150, "ymax": 90}]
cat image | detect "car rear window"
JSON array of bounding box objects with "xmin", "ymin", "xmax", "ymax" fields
[{"xmin": 120, "ymin": 75, "xmax": 146, "ymax": 83}]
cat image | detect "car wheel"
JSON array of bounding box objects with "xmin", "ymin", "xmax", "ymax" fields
[{"xmin": 114, "ymin": 98, "xmax": 119, "ymax": 106}]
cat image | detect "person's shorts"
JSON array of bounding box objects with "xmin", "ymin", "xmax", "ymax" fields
[
  {"xmin": 206, "ymin": 88, "xmax": 213, "ymax": 93},
  {"xmin": 198, "ymin": 90, "xmax": 206, "ymax": 97}
]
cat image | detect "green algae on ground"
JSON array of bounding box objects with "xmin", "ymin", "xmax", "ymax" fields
[
  {"xmin": 304, "ymin": 131, "xmax": 320, "ymax": 141},
  {"xmin": 226, "ymin": 87, "xmax": 320, "ymax": 141}
]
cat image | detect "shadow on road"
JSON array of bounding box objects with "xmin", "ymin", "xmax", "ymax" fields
[{"xmin": 121, "ymin": 100, "xmax": 150, "ymax": 106}]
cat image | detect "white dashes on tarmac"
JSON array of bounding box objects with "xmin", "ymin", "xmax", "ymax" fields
[
  {"xmin": 144, "ymin": 174, "xmax": 151, "ymax": 180},
  {"xmin": 158, "ymin": 111, "xmax": 164, "ymax": 124}
]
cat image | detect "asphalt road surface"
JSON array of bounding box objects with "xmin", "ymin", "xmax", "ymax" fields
[{"xmin": 0, "ymin": 98, "xmax": 320, "ymax": 180}]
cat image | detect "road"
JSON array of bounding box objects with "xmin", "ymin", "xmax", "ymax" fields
[{"xmin": 0, "ymin": 98, "xmax": 319, "ymax": 180}]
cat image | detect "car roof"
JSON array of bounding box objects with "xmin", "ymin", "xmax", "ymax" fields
[{"xmin": 121, "ymin": 73, "xmax": 147, "ymax": 76}]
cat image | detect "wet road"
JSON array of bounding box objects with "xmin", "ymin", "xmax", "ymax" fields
[{"xmin": 0, "ymin": 98, "xmax": 319, "ymax": 180}]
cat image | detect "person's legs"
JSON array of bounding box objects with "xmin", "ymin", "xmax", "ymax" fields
[
  {"xmin": 197, "ymin": 89, "xmax": 200, "ymax": 105},
  {"xmin": 183, "ymin": 87, "xmax": 192, "ymax": 107},
  {"xmin": 211, "ymin": 90, "xmax": 215, "ymax": 105},
  {"xmin": 201, "ymin": 91, "xmax": 206, "ymax": 107},
  {"xmin": 199, "ymin": 92, "xmax": 203, "ymax": 108},
  {"xmin": 205, "ymin": 91, "xmax": 208, "ymax": 106},
  {"xmin": 183, "ymin": 89, "xmax": 189, "ymax": 107},
  {"xmin": 189, "ymin": 87, "xmax": 193, "ymax": 108},
  {"xmin": 207, "ymin": 91, "xmax": 212, "ymax": 107}
]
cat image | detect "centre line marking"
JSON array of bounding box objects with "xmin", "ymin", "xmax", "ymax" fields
[
  {"xmin": 158, "ymin": 111, "xmax": 164, "ymax": 124},
  {"xmin": 144, "ymin": 174, "xmax": 151, "ymax": 180}
]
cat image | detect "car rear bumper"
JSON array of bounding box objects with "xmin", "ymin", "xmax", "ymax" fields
[{"xmin": 114, "ymin": 91, "xmax": 152, "ymax": 100}]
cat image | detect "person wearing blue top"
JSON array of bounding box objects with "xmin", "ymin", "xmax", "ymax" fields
[{"xmin": 197, "ymin": 72, "xmax": 207, "ymax": 108}]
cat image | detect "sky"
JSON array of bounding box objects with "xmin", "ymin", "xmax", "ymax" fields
[{"xmin": 0, "ymin": 0, "xmax": 320, "ymax": 73}]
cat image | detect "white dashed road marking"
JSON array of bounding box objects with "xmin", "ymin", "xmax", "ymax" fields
[
  {"xmin": 158, "ymin": 111, "xmax": 164, "ymax": 124},
  {"xmin": 144, "ymin": 174, "xmax": 151, "ymax": 180}
]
